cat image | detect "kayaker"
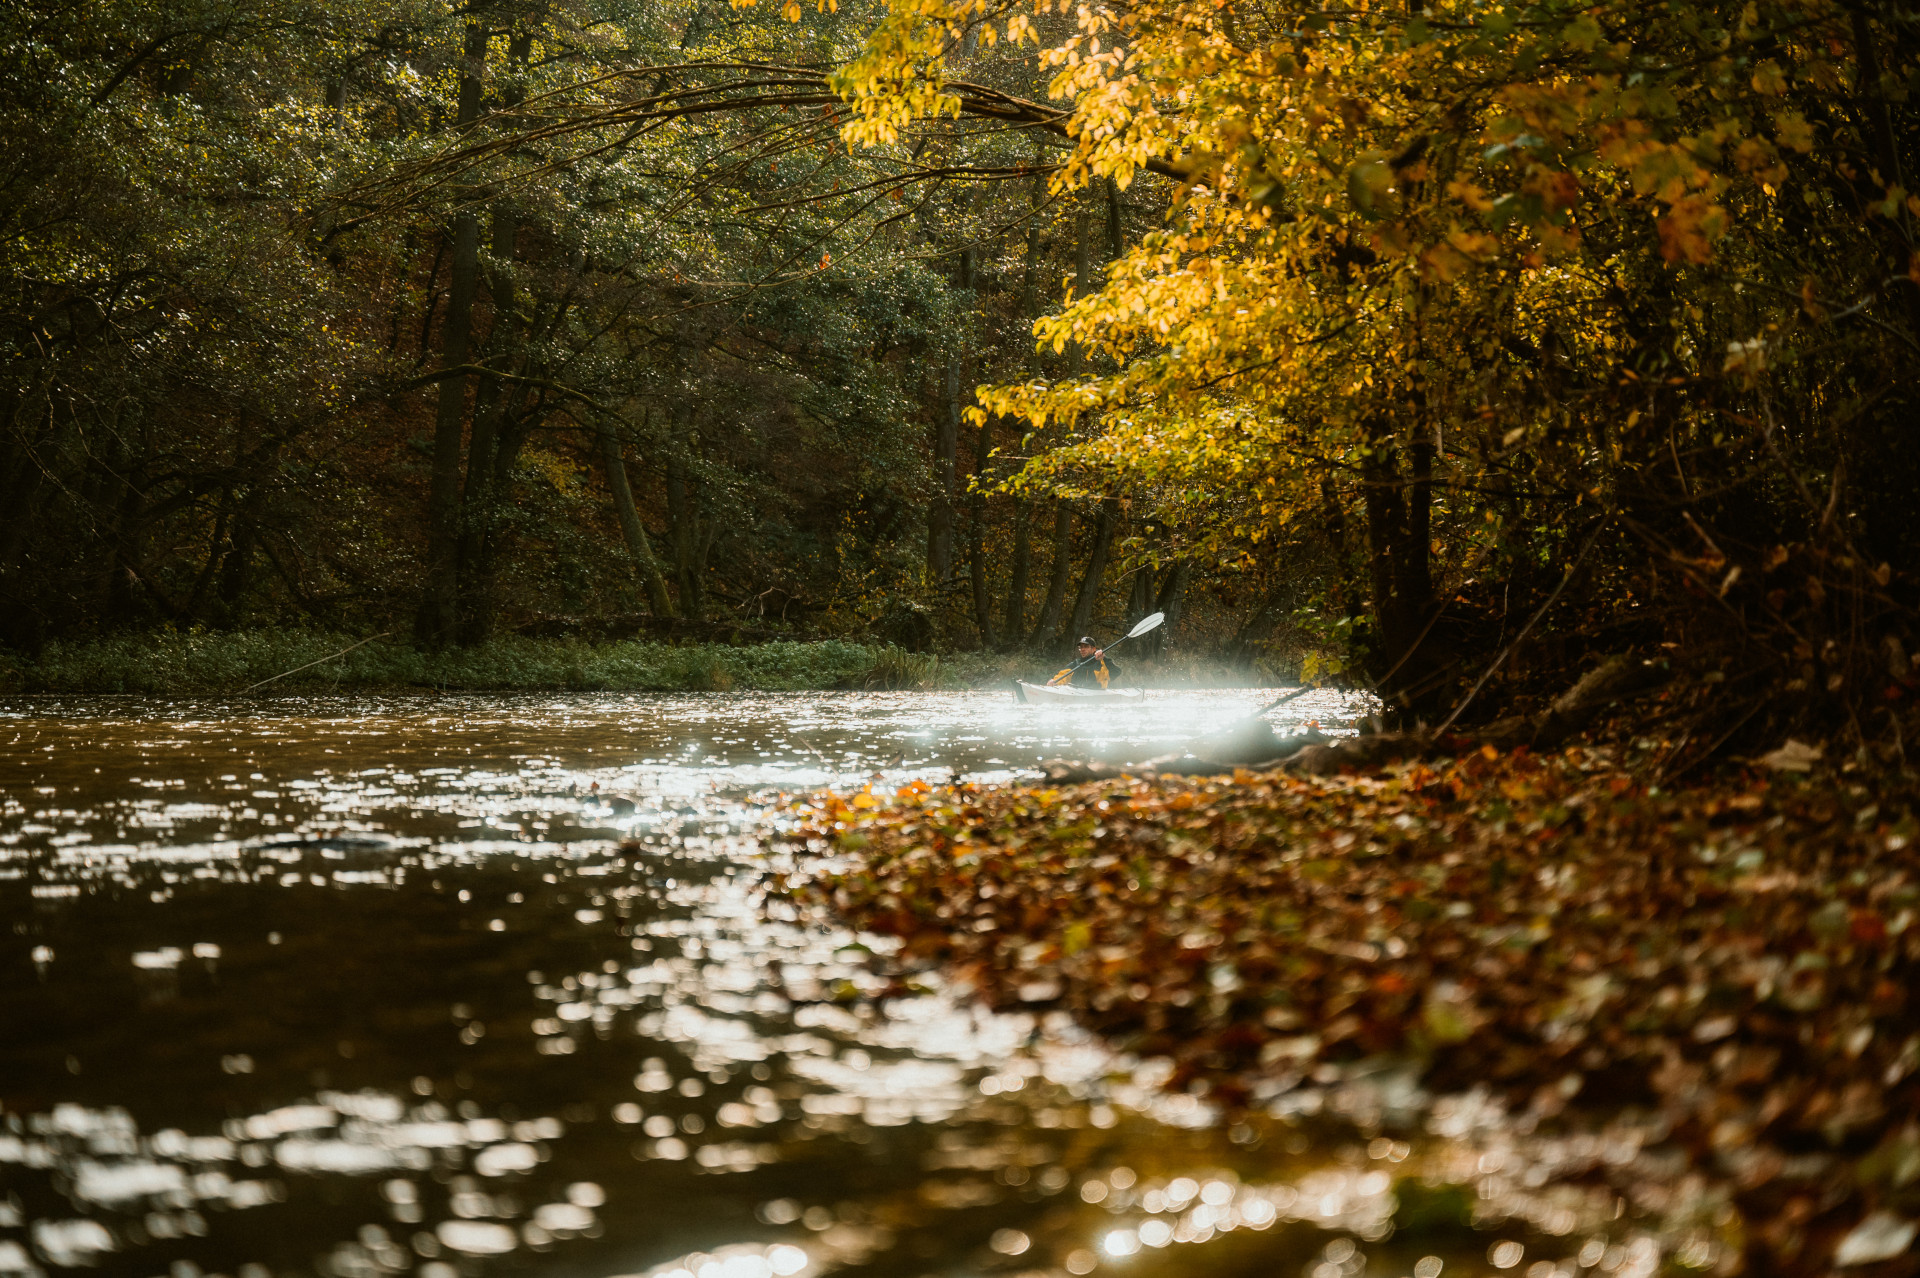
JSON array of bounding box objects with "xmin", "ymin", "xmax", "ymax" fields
[{"xmin": 1049, "ymin": 637, "xmax": 1120, "ymax": 689}]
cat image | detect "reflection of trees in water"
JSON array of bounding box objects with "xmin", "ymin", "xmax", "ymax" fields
[{"xmin": 0, "ymin": 691, "xmax": 1526, "ymax": 1278}]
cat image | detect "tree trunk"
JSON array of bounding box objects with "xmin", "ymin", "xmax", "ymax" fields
[
  {"xmin": 1848, "ymin": 10, "xmax": 1920, "ymax": 335},
  {"xmin": 600, "ymin": 422, "xmax": 675, "ymax": 618},
  {"xmin": 413, "ymin": 19, "xmax": 489, "ymax": 650},
  {"xmin": 968, "ymin": 416, "xmax": 996, "ymax": 647},
  {"xmin": 1127, "ymin": 563, "xmax": 1152, "ymax": 623},
  {"xmin": 1361, "ymin": 420, "xmax": 1438, "ymax": 705},
  {"xmin": 460, "ymin": 400, "xmax": 537, "ymax": 643},
  {"xmin": 1074, "ymin": 209, "xmax": 1091, "ymax": 298},
  {"xmin": 1053, "ymin": 200, "xmax": 1121, "ymax": 642},
  {"xmin": 1029, "ymin": 503, "xmax": 1074, "ymax": 646},
  {"xmin": 215, "ymin": 488, "xmax": 260, "ymax": 627},
  {"xmin": 1400, "ymin": 432, "xmax": 1434, "ymax": 618},
  {"xmin": 452, "ymin": 389, "xmax": 533, "ymax": 646},
  {"xmin": 99, "ymin": 469, "xmax": 140, "ymax": 627},
  {"xmin": 414, "ymin": 235, "xmax": 445, "ymax": 363},
  {"xmin": 454, "ymin": 368, "xmax": 505, "ymax": 645},
  {"xmin": 928, "ymin": 361, "xmax": 959, "ymax": 582},
  {"xmin": 1002, "ymin": 500, "xmax": 1030, "ymax": 645},
  {"xmin": 0, "ymin": 400, "xmax": 55, "ymax": 630},
  {"xmin": 453, "ymin": 203, "xmax": 522, "ymax": 645},
  {"xmin": 1124, "ymin": 564, "xmax": 1155, "ymax": 655},
  {"xmin": 451, "ymin": 29, "xmax": 535, "ymax": 647},
  {"xmin": 665, "ymin": 410, "xmax": 706, "ymax": 621},
  {"xmin": 1000, "ymin": 162, "xmax": 1042, "ymax": 647},
  {"xmin": 415, "ymin": 208, "xmax": 479, "ymax": 648},
  {"xmin": 1067, "ymin": 497, "xmax": 1119, "ymax": 641},
  {"xmin": 1149, "ymin": 561, "xmax": 1189, "ymax": 656},
  {"xmin": 1154, "ymin": 561, "xmax": 1189, "ymax": 625},
  {"xmin": 184, "ymin": 501, "xmax": 231, "ymax": 621},
  {"xmin": 1321, "ymin": 475, "xmax": 1348, "ymax": 556},
  {"xmin": 1021, "ymin": 162, "xmax": 1044, "ymax": 320}
]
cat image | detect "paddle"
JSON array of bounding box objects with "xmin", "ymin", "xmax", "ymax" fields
[{"xmin": 1046, "ymin": 611, "xmax": 1165, "ymax": 687}]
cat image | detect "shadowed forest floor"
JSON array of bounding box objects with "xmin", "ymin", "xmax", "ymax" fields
[{"xmin": 782, "ymin": 749, "xmax": 1920, "ymax": 1276}]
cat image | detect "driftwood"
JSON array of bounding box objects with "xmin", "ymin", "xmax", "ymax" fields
[
  {"xmin": 1289, "ymin": 656, "xmax": 1667, "ymax": 773},
  {"xmin": 1034, "ymin": 728, "xmax": 1335, "ymax": 783},
  {"xmin": 1479, "ymin": 653, "xmax": 1665, "ymax": 745},
  {"xmin": 1194, "ymin": 719, "xmax": 1331, "ymax": 764},
  {"xmin": 1030, "ymin": 656, "xmax": 1668, "ymax": 783},
  {"xmin": 1280, "ymin": 733, "xmax": 1427, "ymax": 775}
]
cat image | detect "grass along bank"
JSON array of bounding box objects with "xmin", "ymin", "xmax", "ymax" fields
[
  {"xmin": 0, "ymin": 631, "xmax": 1005, "ymax": 695},
  {"xmin": 0, "ymin": 630, "xmax": 1271, "ymax": 695},
  {"xmin": 783, "ymin": 751, "xmax": 1920, "ymax": 1276}
]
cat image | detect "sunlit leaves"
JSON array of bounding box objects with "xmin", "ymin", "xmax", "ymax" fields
[
  {"xmin": 819, "ymin": 0, "xmax": 1912, "ymax": 668},
  {"xmin": 788, "ymin": 751, "xmax": 1920, "ymax": 1172}
]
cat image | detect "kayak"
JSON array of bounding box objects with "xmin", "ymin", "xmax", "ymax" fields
[{"xmin": 1013, "ymin": 680, "xmax": 1144, "ymax": 704}]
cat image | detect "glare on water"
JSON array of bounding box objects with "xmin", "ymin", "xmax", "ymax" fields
[{"xmin": 1, "ymin": 691, "xmax": 1699, "ymax": 1278}]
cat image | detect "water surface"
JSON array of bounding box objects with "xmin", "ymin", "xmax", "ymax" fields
[{"xmin": 3, "ymin": 690, "xmax": 1679, "ymax": 1278}]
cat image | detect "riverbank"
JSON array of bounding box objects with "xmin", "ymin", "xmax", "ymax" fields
[
  {"xmin": 0, "ymin": 631, "xmax": 968, "ymax": 694},
  {"xmin": 0, "ymin": 629, "xmax": 1268, "ymax": 695},
  {"xmin": 787, "ymin": 750, "xmax": 1920, "ymax": 1275}
]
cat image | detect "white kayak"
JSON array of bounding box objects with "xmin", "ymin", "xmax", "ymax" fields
[{"xmin": 1013, "ymin": 680, "xmax": 1143, "ymax": 704}]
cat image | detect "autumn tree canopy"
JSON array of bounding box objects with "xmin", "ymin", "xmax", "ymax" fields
[
  {"xmin": 828, "ymin": 0, "xmax": 1918, "ymax": 740},
  {"xmin": 3, "ymin": 0, "xmax": 1915, "ymax": 744}
]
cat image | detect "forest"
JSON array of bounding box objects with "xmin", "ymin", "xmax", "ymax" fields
[
  {"xmin": 3, "ymin": 0, "xmax": 1917, "ymax": 746},
  {"xmin": 7, "ymin": 2, "xmax": 1920, "ymax": 1273}
]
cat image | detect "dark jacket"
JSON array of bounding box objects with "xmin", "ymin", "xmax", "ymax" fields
[{"xmin": 1070, "ymin": 655, "xmax": 1119, "ymax": 688}]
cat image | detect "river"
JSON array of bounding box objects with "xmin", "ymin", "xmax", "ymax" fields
[{"xmin": 2, "ymin": 689, "xmax": 1658, "ymax": 1278}]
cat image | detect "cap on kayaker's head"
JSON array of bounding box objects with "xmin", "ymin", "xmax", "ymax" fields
[{"xmin": 1077, "ymin": 636, "xmax": 1097, "ymax": 651}]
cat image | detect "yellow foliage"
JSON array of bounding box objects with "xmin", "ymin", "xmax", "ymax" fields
[{"xmin": 822, "ymin": 0, "xmax": 1902, "ymax": 592}]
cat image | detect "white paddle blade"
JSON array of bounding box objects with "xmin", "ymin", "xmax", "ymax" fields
[{"xmin": 1127, "ymin": 611, "xmax": 1166, "ymax": 639}]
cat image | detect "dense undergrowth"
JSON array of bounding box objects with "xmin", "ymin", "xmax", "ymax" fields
[
  {"xmin": 0, "ymin": 631, "xmax": 985, "ymax": 694},
  {"xmin": 0, "ymin": 630, "xmax": 1265, "ymax": 694},
  {"xmin": 786, "ymin": 751, "xmax": 1920, "ymax": 1275}
]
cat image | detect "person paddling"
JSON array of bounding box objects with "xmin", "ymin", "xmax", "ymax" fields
[
  {"xmin": 1049, "ymin": 637, "xmax": 1121, "ymax": 689},
  {"xmin": 1011, "ymin": 614, "xmax": 1160, "ymax": 702}
]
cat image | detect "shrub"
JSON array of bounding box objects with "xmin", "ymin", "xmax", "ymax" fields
[
  {"xmin": 7, "ymin": 631, "xmax": 995, "ymax": 694},
  {"xmin": 3, "ymin": 630, "xmax": 1262, "ymax": 695}
]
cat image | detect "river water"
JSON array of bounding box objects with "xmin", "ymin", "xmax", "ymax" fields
[{"xmin": 2, "ymin": 690, "xmax": 1670, "ymax": 1278}]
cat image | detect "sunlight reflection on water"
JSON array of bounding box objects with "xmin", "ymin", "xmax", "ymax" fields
[{"xmin": 1, "ymin": 690, "xmax": 1697, "ymax": 1278}]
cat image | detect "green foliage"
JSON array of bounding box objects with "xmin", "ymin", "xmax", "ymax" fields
[
  {"xmin": 11, "ymin": 0, "xmax": 1909, "ymax": 736},
  {"xmin": 830, "ymin": 0, "xmax": 1920, "ymax": 736},
  {"xmin": 860, "ymin": 645, "xmax": 943, "ymax": 690},
  {"xmin": 0, "ymin": 0, "xmax": 1047, "ymax": 651}
]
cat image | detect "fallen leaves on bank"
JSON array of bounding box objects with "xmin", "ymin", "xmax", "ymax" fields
[{"xmin": 777, "ymin": 748, "xmax": 1920, "ymax": 1274}]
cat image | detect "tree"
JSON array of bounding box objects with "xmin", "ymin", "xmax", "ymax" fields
[
  {"xmin": 0, "ymin": 0, "xmax": 1024, "ymax": 648},
  {"xmin": 832, "ymin": 0, "xmax": 1920, "ymax": 730}
]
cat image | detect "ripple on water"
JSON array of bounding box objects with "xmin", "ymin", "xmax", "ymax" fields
[{"xmin": 0, "ymin": 690, "xmax": 1710, "ymax": 1278}]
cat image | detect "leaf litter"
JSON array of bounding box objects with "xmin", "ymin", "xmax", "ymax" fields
[{"xmin": 777, "ymin": 746, "xmax": 1920, "ymax": 1275}]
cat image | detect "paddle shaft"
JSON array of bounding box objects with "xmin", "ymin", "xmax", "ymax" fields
[{"xmin": 1056, "ymin": 623, "xmax": 1157, "ymax": 680}]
